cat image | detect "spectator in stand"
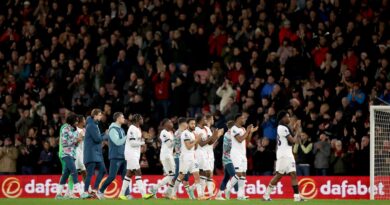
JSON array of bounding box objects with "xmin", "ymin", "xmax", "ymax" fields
[
  {"xmin": 38, "ymin": 141, "xmax": 54, "ymax": 174},
  {"xmin": 216, "ymin": 79, "xmax": 235, "ymax": 112},
  {"xmin": 293, "ymin": 132, "xmax": 313, "ymax": 176},
  {"xmin": 355, "ymin": 136, "xmax": 370, "ymax": 176},
  {"xmin": 313, "ymin": 133, "xmax": 331, "ymax": 176},
  {"xmin": 330, "ymin": 140, "xmax": 348, "ymax": 175},
  {"xmin": 0, "ymin": 137, "xmax": 19, "ymax": 174},
  {"xmin": 262, "ymin": 107, "xmax": 277, "ymax": 142},
  {"xmin": 252, "ymin": 137, "xmax": 275, "ymax": 176},
  {"xmin": 152, "ymin": 62, "xmax": 170, "ymax": 120}
]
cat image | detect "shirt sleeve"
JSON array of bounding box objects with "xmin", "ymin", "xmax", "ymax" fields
[
  {"xmin": 160, "ymin": 131, "xmax": 171, "ymax": 143},
  {"xmin": 231, "ymin": 126, "xmax": 244, "ymax": 137},
  {"xmin": 182, "ymin": 132, "xmax": 191, "ymax": 141},
  {"xmin": 278, "ymin": 126, "xmax": 291, "ymax": 138}
]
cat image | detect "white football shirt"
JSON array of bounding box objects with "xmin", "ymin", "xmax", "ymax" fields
[
  {"xmin": 76, "ymin": 127, "xmax": 85, "ymax": 157},
  {"xmin": 180, "ymin": 129, "xmax": 196, "ymax": 158},
  {"xmin": 160, "ymin": 129, "xmax": 174, "ymax": 157},
  {"xmin": 276, "ymin": 124, "xmax": 294, "ymax": 159},
  {"xmin": 194, "ymin": 126, "xmax": 210, "ymax": 153},
  {"xmin": 125, "ymin": 124, "xmax": 143, "ymax": 160},
  {"xmin": 204, "ymin": 126, "xmax": 214, "ymax": 159},
  {"xmin": 230, "ymin": 125, "xmax": 246, "ymax": 156}
]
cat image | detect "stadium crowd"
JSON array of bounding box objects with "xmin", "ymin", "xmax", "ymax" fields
[{"xmin": 1, "ymin": 0, "xmax": 387, "ymax": 176}]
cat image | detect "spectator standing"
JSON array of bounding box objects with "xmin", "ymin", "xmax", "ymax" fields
[
  {"xmin": 330, "ymin": 140, "xmax": 348, "ymax": 175},
  {"xmin": 355, "ymin": 136, "xmax": 370, "ymax": 175},
  {"xmin": 0, "ymin": 137, "xmax": 18, "ymax": 174},
  {"xmin": 293, "ymin": 132, "xmax": 313, "ymax": 176},
  {"xmin": 152, "ymin": 64, "xmax": 170, "ymax": 120},
  {"xmin": 38, "ymin": 141, "xmax": 54, "ymax": 174},
  {"xmin": 313, "ymin": 133, "xmax": 331, "ymax": 176},
  {"xmin": 252, "ymin": 137, "xmax": 275, "ymax": 176}
]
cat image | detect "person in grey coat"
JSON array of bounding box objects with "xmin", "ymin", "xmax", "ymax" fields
[
  {"xmin": 81, "ymin": 108, "xmax": 106, "ymax": 199},
  {"xmin": 313, "ymin": 133, "xmax": 331, "ymax": 176}
]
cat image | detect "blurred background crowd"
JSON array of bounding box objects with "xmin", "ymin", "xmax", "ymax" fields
[{"xmin": 1, "ymin": 0, "xmax": 388, "ymax": 176}]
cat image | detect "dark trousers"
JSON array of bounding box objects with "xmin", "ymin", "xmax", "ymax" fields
[
  {"xmin": 99, "ymin": 159, "xmax": 126, "ymax": 193},
  {"xmin": 84, "ymin": 161, "xmax": 106, "ymax": 192},
  {"xmin": 59, "ymin": 156, "xmax": 79, "ymax": 185},
  {"xmin": 220, "ymin": 163, "xmax": 238, "ymax": 191},
  {"xmin": 297, "ymin": 164, "xmax": 310, "ymax": 176}
]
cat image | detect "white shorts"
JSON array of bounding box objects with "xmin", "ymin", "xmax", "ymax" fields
[
  {"xmin": 160, "ymin": 155, "xmax": 175, "ymax": 175},
  {"xmin": 75, "ymin": 156, "xmax": 86, "ymax": 171},
  {"xmin": 231, "ymin": 154, "xmax": 247, "ymax": 173},
  {"xmin": 179, "ymin": 157, "xmax": 199, "ymax": 174},
  {"xmin": 209, "ymin": 157, "xmax": 215, "ymax": 171},
  {"xmin": 126, "ymin": 158, "xmax": 140, "ymax": 170},
  {"xmin": 195, "ymin": 150, "xmax": 211, "ymax": 171},
  {"xmin": 275, "ymin": 157, "xmax": 296, "ymax": 174}
]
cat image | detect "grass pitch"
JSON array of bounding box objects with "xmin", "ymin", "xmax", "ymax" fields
[{"xmin": 0, "ymin": 199, "xmax": 389, "ymax": 205}]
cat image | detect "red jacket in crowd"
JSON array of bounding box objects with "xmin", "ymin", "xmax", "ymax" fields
[
  {"xmin": 208, "ymin": 32, "xmax": 227, "ymax": 56},
  {"xmin": 279, "ymin": 27, "xmax": 298, "ymax": 45},
  {"xmin": 152, "ymin": 72, "xmax": 170, "ymax": 101},
  {"xmin": 311, "ymin": 46, "xmax": 329, "ymax": 67}
]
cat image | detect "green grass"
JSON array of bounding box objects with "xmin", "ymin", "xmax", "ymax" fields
[{"xmin": 0, "ymin": 199, "xmax": 389, "ymax": 205}]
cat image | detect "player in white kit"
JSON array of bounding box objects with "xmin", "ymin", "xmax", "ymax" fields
[
  {"xmin": 171, "ymin": 118, "xmax": 208, "ymax": 200},
  {"xmin": 151, "ymin": 119, "xmax": 176, "ymax": 197},
  {"xmin": 263, "ymin": 111, "xmax": 304, "ymax": 202},
  {"xmin": 226, "ymin": 113, "xmax": 257, "ymax": 200},
  {"xmin": 164, "ymin": 118, "xmax": 193, "ymax": 199},
  {"xmin": 119, "ymin": 114, "xmax": 153, "ymax": 200},
  {"xmin": 75, "ymin": 115, "xmax": 87, "ymax": 177},
  {"xmin": 194, "ymin": 115, "xmax": 223, "ymax": 198}
]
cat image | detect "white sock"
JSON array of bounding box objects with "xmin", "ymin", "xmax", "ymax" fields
[
  {"xmin": 225, "ymin": 180, "xmax": 231, "ymax": 192},
  {"xmin": 238, "ymin": 177, "xmax": 245, "ymax": 198},
  {"xmin": 184, "ymin": 184, "xmax": 190, "ymax": 198},
  {"xmin": 294, "ymin": 193, "xmax": 301, "ymax": 199},
  {"xmin": 228, "ymin": 175, "xmax": 239, "ymax": 191},
  {"xmin": 156, "ymin": 175, "xmax": 173, "ymax": 190},
  {"xmin": 166, "ymin": 183, "xmax": 173, "ymax": 196},
  {"xmin": 265, "ymin": 184, "xmax": 274, "ymax": 197},
  {"xmin": 196, "ymin": 183, "xmax": 203, "ymax": 198},
  {"xmin": 57, "ymin": 184, "xmax": 64, "ymax": 195},
  {"xmin": 200, "ymin": 176, "xmax": 207, "ymax": 194},
  {"xmin": 217, "ymin": 190, "xmax": 223, "ymax": 197},
  {"xmin": 121, "ymin": 176, "xmax": 131, "ymax": 195},
  {"xmin": 207, "ymin": 179, "xmax": 214, "ymax": 196},
  {"xmin": 172, "ymin": 179, "xmax": 181, "ymax": 197},
  {"xmin": 135, "ymin": 176, "xmax": 145, "ymax": 195}
]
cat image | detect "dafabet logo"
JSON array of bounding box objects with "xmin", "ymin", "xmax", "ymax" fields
[
  {"xmin": 1, "ymin": 177, "xmax": 22, "ymax": 198},
  {"xmin": 98, "ymin": 177, "xmax": 120, "ymax": 198},
  {"xmin": 299, "ymin": 178, "xmax": 318, "ymax": 199}
]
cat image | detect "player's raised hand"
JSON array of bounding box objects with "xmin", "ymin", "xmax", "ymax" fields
[
  {"xmin": 251, "ymin": 126, "xmax": 259, "ymax": 133},
  {"xmin": 246, "ymin": 124, "xmax": 254, "ymax": 132}
]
